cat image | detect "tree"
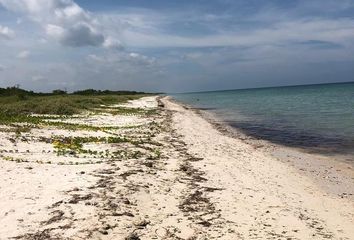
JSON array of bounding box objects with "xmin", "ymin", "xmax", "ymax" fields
[{"xmin": 52, "ymin": 89, "xmax": 67, "ymax": 95}]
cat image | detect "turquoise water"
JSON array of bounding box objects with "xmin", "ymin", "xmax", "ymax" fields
[{"xmin": 171, "ymin": 82, "xmax": 354, "ymax": 154}]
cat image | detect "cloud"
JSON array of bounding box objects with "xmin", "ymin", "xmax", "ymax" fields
[
  {"xmin": 129, "ymin": 52, "xmax": 156, "ymax": 65},
  {"xmin": 32, "ymin": 75, "xmax": 46, "ymax": 82},
  {"xmin": 0, "ymin": 25, "xmax": 15, "ymax": 39},
  {"xmin": 87, "ymin": 52, "xmax": 156, "ymax": 67},
  {"xmin": 120, "ymin": 18, "xmax": 354, "ymax": 48},
  {"xmin": 0, "ymin": 0, "xmax": 353, "ymax": 92},
  {"xmin": 0, "ymin": 0, "xmax": 120, "ymax": 48},
  {"xmin": 92, "ymin": 6, "xmax": 354, "ymax": 50},
  {"xmin": 0, "ymin": 0, "xmax": 52, "ymax": 13},
  {"xmin": 17, "ymin": 50, "xmax": 30, "ymax": 59},
  {"xmin": 8, "ymin": 1, "xmax": 351, "ymax": 50},
  {"xmin": 60, "ymin": 22, "xmax": 104, "ymax": 47},
  {"xmin": 103, "ymin": 37, "xmax": 124, "ymax": 50},
  {"xmin": 296, "ymin": 40, "xmax": 343, "ymax": 49},
  {"xmin": 0, "ymin": 64, "xmax": 6, "ymax": 71},
  {"xmin": 45, "ymin": 24, "xmax": 65, "ymax": 38}
]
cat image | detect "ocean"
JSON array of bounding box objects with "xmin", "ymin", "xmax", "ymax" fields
[{"xmin": 171, "ymin": 82, "xmax": 354, "ymax": 155}]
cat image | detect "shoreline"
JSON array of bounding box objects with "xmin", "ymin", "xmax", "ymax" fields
[
  {"xmin": 162, "ymin": 97, "xmax": 354, "ymax": 239},
  {"xmin": 169, "ymin": 94, "xmax": 354, "ymax": 163},
  {"xmin": 168, "ymin": 97, "xmax": 354, "ymax": 199},
  {"xmin": 0, "ymin": 96, "xmax": 353, "ymax": 239}
]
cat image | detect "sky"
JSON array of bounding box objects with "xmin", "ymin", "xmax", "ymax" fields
[{"xmin": 0, "ymin": 0, "xmax": 353, "ymax": 93}]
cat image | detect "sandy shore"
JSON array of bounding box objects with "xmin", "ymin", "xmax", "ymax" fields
[{"xmin": 0, "ymin": 96, "xmax": 353, "ymax": 239}]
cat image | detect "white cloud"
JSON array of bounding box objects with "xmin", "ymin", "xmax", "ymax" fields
[
  {"xmin": 45, "ymin": 24, "xmax": 65, "ymax": 38},
  {"xmin": 87, "ymin": 52, "xmax": 156, "ymax": 67},
  {"xmin": 94, "ymin": 7, "xmax": 354, "ymax": 49},
  {"xmin": 17, "ymin": 50, "xmax": 30, "ymax": 59},
  {"xmin": 129, "ymin": 52, "xmax": 156, "ymax": 65},
  {"xmin": 103, "ymin": 37, "xmax": 123, "ymax": 50},
  {"xmin": 0, "ymin": 0, "xmax": 121, "ymax": 48},
  {"xmin": 87, "ymin": 54, "xmax": 104, "ymax": 62},
  {"xmin": 0, "ymin": 64, "xmax": 6, "ymax": 71},
  {"xmin": 120, "ymin": 18, "xmax": 354, "ymax": 48},
  {"xmin": 32, "ymin": 75, "xmax": 46, "ymax": 82},
  {"xmin": 0, "ymin": 1, "xmax": 353, "ymax": 92},
  {"xmin": 60, "ymin": 22, "xmax": 104, "ymax": 47},
  {"xmin": 0, "ymin": 25, "xmax": 15, "ymax": 39}
]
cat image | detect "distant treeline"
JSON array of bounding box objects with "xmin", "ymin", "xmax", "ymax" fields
[
  {"xmin": 0, "ymin": 87, "xmax": 149, "ymax": 96},
  {"xmin": 72, "ymin": 89, "xmax": 146, "ymax": 95}
]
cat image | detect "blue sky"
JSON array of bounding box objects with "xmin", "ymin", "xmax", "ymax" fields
[{"xmin": 0, "ymin": 0, "xmax": 353, "ymax": 92}]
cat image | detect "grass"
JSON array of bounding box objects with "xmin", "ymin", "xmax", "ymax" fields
[
  {"xmin": 50, "ymin": 135, "xmax": 147, "ymax": 158},
  {"xmin": 52, "ymin": 136, "xmax": 129, "ymax": 148},
  {"xmin": 0, "ymin": 90, "xmax": 163, "ymax": 164},
  {"xmin": 99, "ymin": 107, "xmax": 157, "ymax": 116},
  {"xmin": 0, "ymin": 114, "xmax": 116, "ymax": 131},
  {"xmin": 0, "ymin": 94, "xmax": 150, "ymax": 125},
  {"xmin": 46, "ymin": 134, "xmax": 162, "ymax": 160},
  {"xmin": 0, "ymin": 94, "xmax": 147, "ymax": 116},
  {"xmin": 0, "ymin": 125, "xmax": 33, "ymax": 134}
]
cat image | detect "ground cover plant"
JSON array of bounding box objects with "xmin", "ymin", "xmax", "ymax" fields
[
  {"xmin": 0, "ymin": 86, "xmax": 153, "ymax": 124},
  {"xmin": 0, "ymin": 87, "xmax": 163, "ymax": 168}
]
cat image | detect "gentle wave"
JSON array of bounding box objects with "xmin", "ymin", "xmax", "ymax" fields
[{"xmin": 171, "ymin": 82, "xmax": 354, "ymax": 155}]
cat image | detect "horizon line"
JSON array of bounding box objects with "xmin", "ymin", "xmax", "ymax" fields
[{"xmin": 169, "ymin": 80, "xmax": 354, "ymax": 95}]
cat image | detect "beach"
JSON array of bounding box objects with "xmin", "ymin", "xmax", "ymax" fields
[{"xmin": 0, "ymin": 96, "xmax": 353, "ymax": 239}]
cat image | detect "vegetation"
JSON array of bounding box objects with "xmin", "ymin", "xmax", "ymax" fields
[
  {"xmin": 0, "ymin": 86, "xmax": 153, "ymax": 124},
  {"xmin": 72, "ymin": 89, "xmax": 146, "ymax": 95},
  {"xmin": 0, "ymin": 94, "xmax": 148, "ymax": 116},
  {"xmin": 0, "ymin": 86, "xmax": 148, "ymax": 97},
  {"xmin": 0, "ymin": 86, "xmax": 163, "ymax": 166}
]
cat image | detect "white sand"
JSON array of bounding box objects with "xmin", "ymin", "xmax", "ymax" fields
[
  {"xmin": 115, "ymin": 96, "xmax": 158, "ymax": 109},
  {"xmin": 163, "ymin": 97, "xmax": 354, "ymax": 239},
  {"xmin": 0, "ymin": 95, "xmax": 353, "ymax": 240}
]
